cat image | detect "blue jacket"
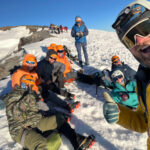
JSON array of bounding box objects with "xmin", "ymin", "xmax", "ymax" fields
[
  {"xmin": 110, "ymin": 80, "xmax": 139, "ymax": 109},
  {"xmin": 71, "ymin": 22, "xmax": 88, "ymax": 43}
]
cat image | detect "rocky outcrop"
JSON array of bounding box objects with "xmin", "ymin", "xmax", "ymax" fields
[
  {"xmin": 0, "ymin": 25, "xmax": 54, "ymax": 80},
  {"xmin": 18, "ymin": 30, "xmax": 53, "ymax": 49}
]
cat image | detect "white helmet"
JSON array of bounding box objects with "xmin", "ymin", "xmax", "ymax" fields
[{"xmin": 112, "ymin": 0, "xmax": 150, "ymax": 49}]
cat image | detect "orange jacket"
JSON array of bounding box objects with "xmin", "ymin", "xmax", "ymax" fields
[
  {"xmin": 11, "ymin": 54, "xmax": 39, "ymax": 93},
  {"xmin": 56, "ymin": 52, "xmax": 72, "ymax": 76}
]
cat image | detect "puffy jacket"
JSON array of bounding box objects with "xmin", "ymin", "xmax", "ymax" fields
[
  {"xmin": 11, "ymin": 54, "xmax": 39, "ymax": 93},
  {"xmin": 56, "ymin": 52, "xmax": 72, "ymax": 77},
  {"xmin": 71, "ymin": 22, "xmax": 88, "ymax": 43},
  {"xmin": 117, "ymin": 65, "xmax": 150, "ymax": 149},
  {"xmin": 37, "ymin": 58, "xmax": 65, "ymax": 83},
  {"xmin": 3, "ymin": 86, "xmax": 42, "ymax": 140},
  {"xmin": 110, "ymin": 80, "xmax": 138, "ymax": 108}
]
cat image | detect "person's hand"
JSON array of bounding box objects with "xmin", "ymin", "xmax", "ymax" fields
[
  {"xmin": 120, "ymin": 93, "xmax": 129, "ymax": 101},
  {"xmin": 80, "ymin": 32, "xmax": 83, "ymax": 37},
  {"xmin": 103, "ymin": 92, "xmax": 119, "ymax": 124},
  {"xmin": 76, "ymin": 32, "xmax": 80, "ymax": 37},
  {"xmin": 46, "ymin": 80, "xmax": 52, "ymax": 85}
]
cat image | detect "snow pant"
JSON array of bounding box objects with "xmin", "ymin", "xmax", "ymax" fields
[
  {"xmin": 15, "ymin": 115, "xmax": 82, "ymax": 150},
  {"xmin": 75, "ymin": 42, "xmax": 89, "ymax": 63},
  {"xmin": 14, "ymin": 115, "xmax": 65, "ymax": 150},
  {"xmin": 41, "ymin": 83, "xmax": 70, "ymax": 98},
  {"xmin": 45, "ymin": 90, "xmax": 68, "ymax": 111},
  {"xmin": 65, "ymin": 71, "xmax": 95, "ymax": 85}
]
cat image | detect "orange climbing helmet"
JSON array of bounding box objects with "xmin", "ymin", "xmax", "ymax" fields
[
  {"xmin": 111, "ymin": 55, "xmax": 120, "ymax": 63},
  {"xmin": 48, "ymin": 43, "xmax": 57, "ymax": 51}
]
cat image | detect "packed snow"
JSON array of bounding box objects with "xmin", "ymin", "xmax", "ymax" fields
[{"xmin": 0, "ymin": 26, "xmax": 147, "ymax": 150}]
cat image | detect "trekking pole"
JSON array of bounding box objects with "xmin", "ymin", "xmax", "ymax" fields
[{"xmin": 96, "ymin": 84, "xmax": 98, "ymax": 97}]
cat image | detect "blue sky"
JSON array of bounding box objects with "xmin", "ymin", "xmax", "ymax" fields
[{"xmin": 0, "ymin": 0, "xmax": 135, "ymax": 31}]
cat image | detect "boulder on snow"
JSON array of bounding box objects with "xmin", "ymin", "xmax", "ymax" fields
[{"xmin": 18, "ymin": 30, "xmax": 54, "ymax": 49}]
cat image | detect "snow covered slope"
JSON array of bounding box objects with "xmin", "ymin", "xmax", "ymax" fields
[{"xmin": 0, "ymin": 27, "xmax": 146, "ymax": 150}]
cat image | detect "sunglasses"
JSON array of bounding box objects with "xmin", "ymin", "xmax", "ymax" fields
[
  {"xmin": 49, "ymin": 56, "xmax": 57, "ymax": 61},
  {"xmin": 112, "ymin": 75, "xmax": 123, "ymax": 82},
  {"xmin": 26, "ymin": 61, "xmax": 35, "ymax": 65},
  {"xmin": 122, "ymin": 18, "xmax": 150, "ymax": 49},
  {"xmin": 57, "ymin": 50, "xmax": 64, "ymax": 53}
]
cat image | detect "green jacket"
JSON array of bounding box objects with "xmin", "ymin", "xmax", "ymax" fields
[
  {"xmin": 3, "ymin": 86, "xmax": 42, "ymax": 140},
  {"xmin": 110, "ymin": 80, "xmax": 138, "ymax": 108}
]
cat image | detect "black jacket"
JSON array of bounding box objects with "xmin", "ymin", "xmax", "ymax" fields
[{"xmin": 37, "ymin": 59, "xmax": 53, "ymax": 82}]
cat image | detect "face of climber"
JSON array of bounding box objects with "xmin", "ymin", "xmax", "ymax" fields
[
  {"xmin": 130, "ymin": 34, "xmax": 150, "ymax": 68},
  {"xmin": 57, "ymin": 50, "xmax": 64, "ymax": 58}
]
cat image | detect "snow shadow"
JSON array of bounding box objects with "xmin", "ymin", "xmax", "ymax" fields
[
  {"xmin": 71, "ymin": 115, "xmax": 118, "ymax": 150},
  {"xmin": 0, "ymin": 79, "xmax": 12, "ymax": 97},
  {"xmin": 75, "ymin": 65, "xmax": 110, "ymax": 102},
  {"xmin": 41, "ymin": 46, "xmax": 48, "ymax": 54}
]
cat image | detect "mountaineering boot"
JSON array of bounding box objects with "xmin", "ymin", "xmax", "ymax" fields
[
  {"xmin": 77, "ymin": 68, "xmax": 84, "ymax": 74},
  {"xmin": 79, "ymin": 61, "xmax": 83, "ymax": 68},
  {"xmin": 76, "ymin": 134, "xmax": 96, "ymax": 150},
  {"xmin": 64, "ymin": 114, "xmax": 72, "ymax": 123},
  {"xmin": 67, "ymin": 101, "xmax": 81, "ymax": 113},
  {"xmin": 85, "ymin": 62, "xmax": 89, "ymax": 66}
]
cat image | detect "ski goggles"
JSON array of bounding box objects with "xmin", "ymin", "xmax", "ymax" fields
[
  {"xmin": 21, "ymin": 82, "xmax": 27, "ymax": 89},
  {"xmin": 26, "ymin": 61, "xmax": 35, "ymax": 65},
  {"xmin": 122, "ymin": 18, "xmax": 150, "ymax": 49},
  {"xmin": 57, "ymin": 50, "xmax": 64, "ymax": 53},
  {"xmin": 112, "ymin": 75, "xmax": 123, "ymax": 82}
]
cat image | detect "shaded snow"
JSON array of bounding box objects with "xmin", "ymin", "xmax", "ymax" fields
[{"xmin": 0, "ymin": 27, "xmax": 146, "ymax": 150}]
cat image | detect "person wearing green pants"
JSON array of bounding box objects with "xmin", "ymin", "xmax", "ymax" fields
[{"xmin": 3, "ymin": 74, "xmax": 95, "ymax": 150}]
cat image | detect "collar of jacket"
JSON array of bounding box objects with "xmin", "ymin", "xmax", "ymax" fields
[{"xmin": 136, "ymin": 65, "xmax": 150, "ymax": 83}]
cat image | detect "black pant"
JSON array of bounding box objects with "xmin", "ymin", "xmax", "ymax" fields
[{"xmin": 58, "ymin": 122, "xmax": 81, "ymax": 150}]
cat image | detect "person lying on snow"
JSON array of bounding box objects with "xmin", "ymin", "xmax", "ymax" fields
[
  {"xmin": 92, "ymin": 55, "xmax": 137, "ymax": 90},
  {"xmin": 110, "ymin": 70, "xmax": 139, "ymax": 109},
  {"xmin": 3, "ymin": 75, "xmax": 95, "ymax": 150},
  {"xmin": 55, "ymin": 44, "xmax": 104, "ymax": 84},
  {"xmin": 111, "ymin": 55, "xmax": 136, "ymax": 81},
  {"xmin": 37, "ymin": 50, "xmax": 75, "ymax": 100}
]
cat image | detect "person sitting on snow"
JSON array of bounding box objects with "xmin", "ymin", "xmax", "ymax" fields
[
  {"xmin": 56, "ymin": 44, "xmax": 102, "ymax": 84},
  {"xmin": 36, "ymin": 50, "xmax": 75, "ymax": 100},
  {"xmin": 110, "ymin": 70, "xmax": 139, "ymax": 109},
  {"xmin": 3, "ymin": 74, "xmax": 95, "ymax": 150},
  {"xmin": 11, "ymin": 54, "xmax": 40, "ymax": 93}
]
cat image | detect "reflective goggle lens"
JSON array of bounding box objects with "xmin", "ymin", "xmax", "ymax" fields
[
  {"xmin": 21, "ymin": 82, "xmax": 27, "ymax": 89},
  {"xmin": 122, "ymin": 18, "xmax": 150, "ymax": 49},
  {"xmin": 112, "ymin": 75, "xmax": 123, "ymax": 82},
  {"xmin": 26, "ymin": 61, "xmax": 35, "ymax": 65}
]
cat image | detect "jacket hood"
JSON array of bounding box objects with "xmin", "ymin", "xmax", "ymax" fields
[{"xmin": 22, "ymin": 54, "xmax": 37, "ymax": 71}]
